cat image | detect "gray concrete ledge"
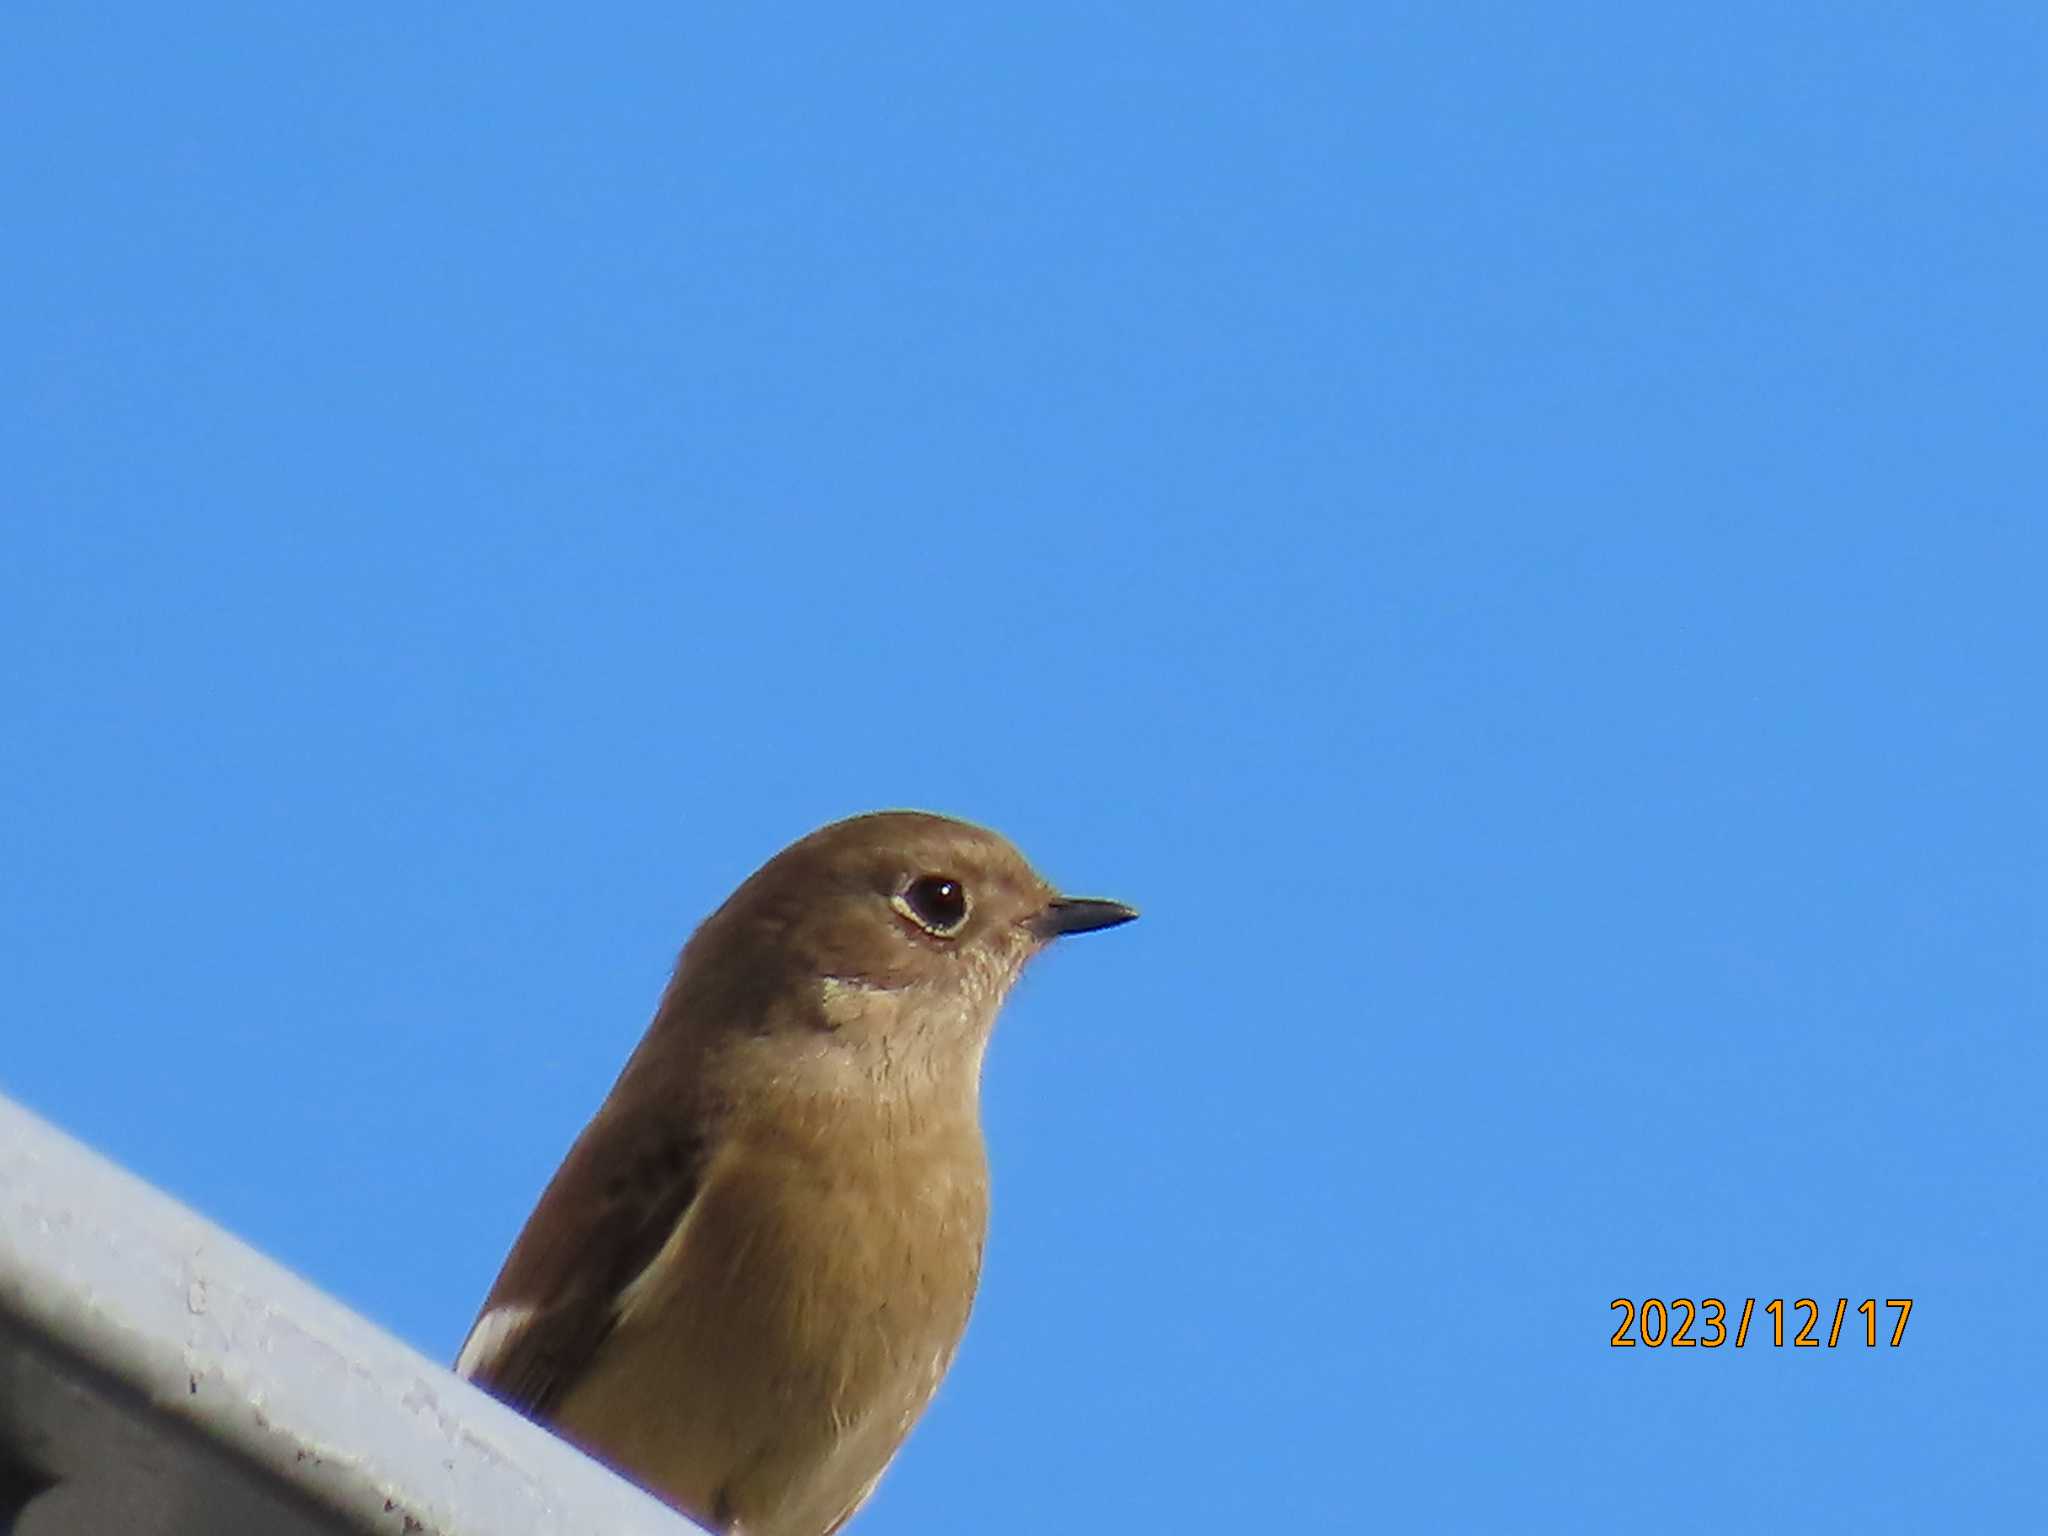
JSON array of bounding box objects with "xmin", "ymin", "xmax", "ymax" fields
[{"xmin": 0, "ymin": 1092, "xmax": 701, "ymax": 1536}]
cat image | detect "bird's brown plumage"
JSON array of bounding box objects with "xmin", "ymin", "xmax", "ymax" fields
[{"xmin": 456, "ymin": 811, "xmax": 1133, "ymax": 1536}]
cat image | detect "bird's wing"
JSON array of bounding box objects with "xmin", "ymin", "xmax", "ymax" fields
[{"xmin": 455, "ymin": 1098, "xmax": 706, "ymax": 1419}]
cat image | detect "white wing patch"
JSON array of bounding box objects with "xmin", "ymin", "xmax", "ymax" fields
[{"xmin": 454, "ymin": 1303, "xmax": 536, "ymax": 1381}]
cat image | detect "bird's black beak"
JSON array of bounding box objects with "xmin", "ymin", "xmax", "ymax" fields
[{"xmin": 1029, "ymin": 896, "xmax": 1140, "ymax": 939}]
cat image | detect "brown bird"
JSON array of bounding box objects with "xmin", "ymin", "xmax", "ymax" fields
[{"xmin": 455, "ymin": 810, "xmax": 1136, "ymax": 1535}]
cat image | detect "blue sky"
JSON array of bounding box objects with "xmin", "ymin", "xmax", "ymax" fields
[{"xmin": 5, "ymin": 5, "xmax": 2043, "ymax": 1530}]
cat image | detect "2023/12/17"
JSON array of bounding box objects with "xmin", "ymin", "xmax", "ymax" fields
[{"xmin": 1609, "ymin": 1297, "xmax": 1913, "ymax": 1348}]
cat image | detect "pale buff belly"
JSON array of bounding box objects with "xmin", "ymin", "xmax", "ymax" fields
[{"xmin": 555, "ymin": 1129, "xmax": 988, "ymax": 1536}]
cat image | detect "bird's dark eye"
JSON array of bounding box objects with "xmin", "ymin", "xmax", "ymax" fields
[{"xmin": 894, "ymin": 874, "xmax": 970, "ymax": 936}]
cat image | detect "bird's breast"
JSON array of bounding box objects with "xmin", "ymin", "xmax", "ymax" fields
[{"xmin": 558, "ymin": 1104, "xmax": 990, "ymax": 1535}]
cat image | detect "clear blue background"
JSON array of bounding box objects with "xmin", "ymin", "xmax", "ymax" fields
[{"xmin": 5, "ymin": 5, "xmax": 2043, "ymax": 1531}]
